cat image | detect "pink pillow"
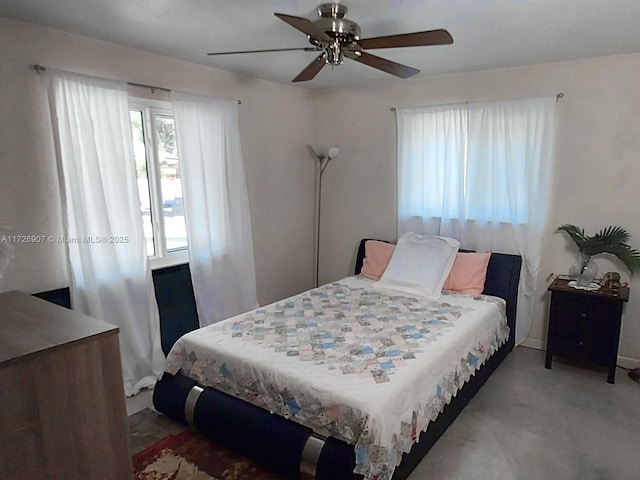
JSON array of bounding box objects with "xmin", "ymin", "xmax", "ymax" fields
[
  {"xmin": 361, "ymin": 241, "xmax": 395, "ymax": 280},
  {"xmin": 443, "ymin": 252, "xmax": 491, "ymax": 297}
]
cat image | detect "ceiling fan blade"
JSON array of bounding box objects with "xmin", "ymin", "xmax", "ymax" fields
[
  {"xmin": 358, "ymin": 29, "xmax": 453, "ymax": 50},
  {"xmin": 274, "ymin": 13, "xmax": 333, "ymax": 43},
  {"xmin": 207, "ymin": 47, "xmax": 320, "ymax": 56},
  {"xmin": 292, "ymin": 53, "xmax": 327, "ymax": 82},
  {"xmin": 344, "ymin": 50, "xmax": 419, "ymax": 78}
]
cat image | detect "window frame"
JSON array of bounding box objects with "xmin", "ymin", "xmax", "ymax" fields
[{"xmin": 129, "ymin": 97, "xmax": 189, "ymax": 269}]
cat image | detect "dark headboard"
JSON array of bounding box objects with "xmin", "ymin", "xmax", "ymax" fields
[{"xmin": 355, "ymin": 238, "xmax": 522, "ymax": 350}]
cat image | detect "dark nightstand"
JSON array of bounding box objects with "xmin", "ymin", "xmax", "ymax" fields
[{"xmin": 545, "ymin": 278, "xmax": 629, "ymax": 384}]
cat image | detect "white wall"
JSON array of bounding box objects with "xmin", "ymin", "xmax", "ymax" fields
[
  {"xmin": 312, "ymin": 54, "xmax": 640, "ymax": 364},
  {"xmin": 0, "ymin": 17, "xmax": 316, "ymax": 306}
]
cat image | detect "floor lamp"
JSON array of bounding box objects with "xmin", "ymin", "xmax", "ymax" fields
[{"xmin": 308, "ymin": 145, "xmax": 340, "ymax": 288}]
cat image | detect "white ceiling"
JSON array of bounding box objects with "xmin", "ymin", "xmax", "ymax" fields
[{"xmin": 2, "ymin": 0, "xmax": 640, "ymax": 89}]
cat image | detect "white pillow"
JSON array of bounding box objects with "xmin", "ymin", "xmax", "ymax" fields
[{"xmin": 373, "ymin": 232, "xmax": 460, "ymax": 299}]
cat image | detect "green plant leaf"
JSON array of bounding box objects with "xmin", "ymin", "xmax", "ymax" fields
[
  {"xmin": 556, "ymin": 224, "xmax": 640, "ymax": 275},
  {"xmin": 555, "ymin": 224, "xmax": 588, "ymax": 253}
]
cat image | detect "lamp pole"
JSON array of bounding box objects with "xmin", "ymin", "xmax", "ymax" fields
[{"xmin": 307, "ymin": 146, "xmax": 339, "ymax": 288}]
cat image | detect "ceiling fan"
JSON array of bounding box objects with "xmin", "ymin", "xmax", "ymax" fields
[{"xmin": 207, "ymin": 3, "xmax": 453, "ymax": 82}]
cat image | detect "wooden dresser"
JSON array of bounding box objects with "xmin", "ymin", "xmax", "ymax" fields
[{"xmin": 0, "ymin": 291, "xmax": 133, "ymax": 479}]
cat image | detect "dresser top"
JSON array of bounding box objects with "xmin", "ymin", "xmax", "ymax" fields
[
  {"xmin": 548, "ymin": 278, "xmax": 629, "ymax": 302},
  {"xmin": 0, "ymin": 290, "xmax": 118, "ymax": 366}
]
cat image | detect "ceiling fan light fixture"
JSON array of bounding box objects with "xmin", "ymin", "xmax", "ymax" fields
[{"xmin": 326, "ymin": 43, "xmax": 344, "ymax": 65}]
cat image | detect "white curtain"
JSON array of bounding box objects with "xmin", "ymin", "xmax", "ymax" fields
[
  {"xmin": 397, "ymin": 96, "xmax": 556, "ymax": 344},
  {"xmin": 46, "ymin": 70, "xmax": 165, "ymax": 396},
  {"xmin": 171, "ymin": 92, "xmax": 257, "ymax": 327}
]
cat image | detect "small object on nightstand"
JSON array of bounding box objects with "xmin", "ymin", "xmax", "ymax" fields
[
  {"xmin": 601, "ymin": 271, "xmax": 622, "ymax": 290},
  {"xmin": 544, "ymin": 277, "xmax": 629, "ymax": 384},
  {"xmin": 567, "ymin": 280, "xmax": 600, "ymax": 291}
]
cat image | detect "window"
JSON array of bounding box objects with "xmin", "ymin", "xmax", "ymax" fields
[
  {"xmin": 397, "ymin": 98, "xmax": 555, "ymax": 229},
  {"xmin": 129, "ymin": 99, "xmax": 188, "ymax": 267}
]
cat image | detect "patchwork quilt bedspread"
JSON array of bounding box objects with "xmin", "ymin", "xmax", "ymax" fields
[{"xmin": 165, "ymin": 276, "xmax": 509, "ymax": 480}]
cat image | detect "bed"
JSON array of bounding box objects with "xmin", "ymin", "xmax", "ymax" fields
[{"xmin": 153, "ymin": 237, "xmax": 522, "ymax": 480}]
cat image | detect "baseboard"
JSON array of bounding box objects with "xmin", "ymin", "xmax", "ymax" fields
[
  {"xmin": 521, "ymin": 338, "xmax": 640, "ymax": 369},
  {"xmin": 520, "ymin": 338, "xmax": 546, "ymax": 350},
  {"xmin": 617, "ymin": 356, "xmax": 640, "ymax": 370}
]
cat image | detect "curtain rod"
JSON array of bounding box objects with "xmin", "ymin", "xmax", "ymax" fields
[
  {"xmin": 390, "ymin": 92, "xmax": 564, "ymax": 111},
  {"xmin": 33, "ymin": 64, "xmax": 242, "ymax": 104}
]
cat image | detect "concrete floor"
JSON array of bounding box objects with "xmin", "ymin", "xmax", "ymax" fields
[
  {"xmin": 127, "ymin": 347, "xmax": 640, "ymax": 479},
  {"xmin": 409, "ymin": 347, "xmax": 640, "ymax": 480},
  {"xmin": 126, "ymin": 386, "xmax": 154, "ymax": 416}
]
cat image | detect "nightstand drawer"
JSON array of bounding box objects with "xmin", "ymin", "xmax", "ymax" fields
[{"xmin": 549, "ymin": 292, "xmax": 618, "ymax": 364}]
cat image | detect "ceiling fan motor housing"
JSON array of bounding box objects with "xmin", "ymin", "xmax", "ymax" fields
[{"xmin": 310, "ymin": 3, "xmax": 361, "ymax": 65}]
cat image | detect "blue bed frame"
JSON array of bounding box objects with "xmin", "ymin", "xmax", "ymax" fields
[{"xmin": 153, "ymin": 239, "xmax": 522, "ymax": 479}]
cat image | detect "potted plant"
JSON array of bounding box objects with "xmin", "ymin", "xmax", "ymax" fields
[{"xmin": 556, "ymin": 224, "xmax": 640, "ymax": 286}]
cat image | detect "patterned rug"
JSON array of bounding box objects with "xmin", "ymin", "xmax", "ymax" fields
[{"xmin": 130, "ymin": 408, "xmax": 283, "ymax": 480}]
